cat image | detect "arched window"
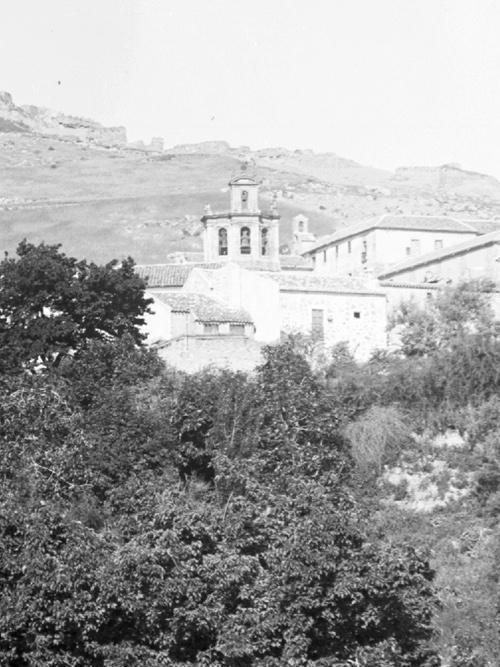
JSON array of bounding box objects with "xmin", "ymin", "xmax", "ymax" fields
[
  {"xmin": 218, "ymin": 227, "xmax": 228, "ymax": 256},
  {"xmin": 241, "ymin": 190, "xmax": 248, "ymax": 210},
  {"xmin": 240, "ymin": 226, "xmax": 251, "ymax": 255},
  {"xmin": 261, "ymin": 227, "xmax": 268, "ymax": 256}
]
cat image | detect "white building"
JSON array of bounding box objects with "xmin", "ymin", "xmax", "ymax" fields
[
  {"xmin": 377, "ymin": 229, "xmax": 500, "ymax": 314},
  {"xmin": 303, "ymin": 214, "xmax": 479, "ymax": 277}
]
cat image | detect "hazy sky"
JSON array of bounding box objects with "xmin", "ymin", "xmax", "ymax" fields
[{"xmin": 2, "ymin": 0, "xmax": 500, "ymax": 176}]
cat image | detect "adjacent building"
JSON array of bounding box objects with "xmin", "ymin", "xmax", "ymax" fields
[
  {"xmin": 377, "ymin": 229, "xmax": 500, "ymax": 312},
  {"xmin": 304, "ymin": 214, "xmax": 479, "ymax": 277}
]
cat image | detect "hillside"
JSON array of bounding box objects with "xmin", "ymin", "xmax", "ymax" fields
[{"xmin": 2, "ymin": 91, "xmax": 500, "ymax": 263}]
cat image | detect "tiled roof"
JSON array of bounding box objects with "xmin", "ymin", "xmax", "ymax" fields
[
  {"xmin": 261, "ymin": 271, "xmax": 384, "ymax": 296},
  {"xmin": 136, "ymin": 264, "xmax": 192, "ymax": 287},
  {"xmin": 154, "ymin": 292, "xmax": 254, "ymax": 324},
  {"xmin": 136, "ymin": 263, "xmax": 223, "ymax": 288},
  {"xmin": 378, "ymin": 229, "xmax": 500, "ymax": 279},
  {"xmin": 463, "ymin": 219, "xmax": 500, "ymax": 235},
  {"xmin": 166, "ymin": 251, "xmax": 205, "ymax": 262},
  {"xmin": 379, "ymin": 279, "xmax": 500, "ymax": 292},
  {"xmin": 236, "ymin": 259, "xmax": 281, "ymax": 271},
  {"xmin": 279, "ymin": 255, "xmax": 314, "ymax": 270},
  {"xmin": 378, "ymin": 215, "xmax": 477, "ymax": 232},
  {"xmin": 306, "ymin": 215, "xmax": 478, "ymax": 253}
]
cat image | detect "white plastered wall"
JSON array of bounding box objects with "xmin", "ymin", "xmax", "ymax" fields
[
  {"xmin": 142, "ymin": 291, "xmax": 173, "ymax": 343},
  {"xmin": 311, "ymin": 228, "xmax": 478, "ymax": 277},
  {"xmin": 183, "ymin": 263, "xmax": 281, "ymax": 342}
]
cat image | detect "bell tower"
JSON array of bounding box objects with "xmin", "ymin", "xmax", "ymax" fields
[
  {"xmin": 292, "ymin": 214, "xmax": 316, "ymax": 255},
  {"xmin": 201, "ymin": 165, "xmax": 281, "ymax": 269},
  {"xmin": 229, "ymin": 171, "xmax": 259, "ymax": 213}
]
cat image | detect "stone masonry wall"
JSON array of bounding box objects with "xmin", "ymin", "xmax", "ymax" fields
[{"xmin": 279, "ymin": 290, "xmax": 387, "ymax": 361}]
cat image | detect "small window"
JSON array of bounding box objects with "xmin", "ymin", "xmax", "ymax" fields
[
  {"xmin": 348, "ymin": 240, "xmax": 352, "ymax": 254},
  {"xmin": 230, "ymin": 324, "xmax": 245, "ymax": 335},
  {"xmin": 434, "ymin": 239, "xmax": 443, "ymax": 251},
  {"xmin": 240, "ymin": 226, "xmax": 251, "ymax": 255},
  {"xmin": 261, "ymin": 227, "xmax": 268, "ymax": 256},
  {"xmin": 406, "ymin": 247, "xmax": 411, "ymax": 256},
  {"xmin": 361, "ymin": 239, "xmax": 367, "ymax": 264},
  {"xmin": 298, "ymin": 220, "xmax": 305, "ymax": 232},
  {"xmin": 241, "ymin": 190, "xmax": 248, "ymax": 210},
  {"xmin": 203, "ymin": 323, "xmax": 219, "ymax": 334},
  {"xmin": 335, "ymin": 245, "xmax": 339, "ymax": 258},
  {"xmin": 218, "ymin": 227, "xmax": 228, "ymax": 256},
  {"xmin": 353, "ymin": 311, "xmax": 361, "ymax": 319},
  {"xmin": 323, "ymin": 250, "xmax": 327, "ymax": 262}
]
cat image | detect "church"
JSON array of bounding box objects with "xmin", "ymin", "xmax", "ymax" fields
[
  {"xmin": 136, "ymin": 166, "xmax": 500, "ymax": 371},
  {"xmin": 136, "ymin": 167, "xmax": 387, "ymax": 371}
]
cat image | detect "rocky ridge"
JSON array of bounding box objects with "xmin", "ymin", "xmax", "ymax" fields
[
  {"xmin": 2, "ymin": 91, "xmax": 500, "ymax": 263},
  {"xmin": 0, "ymin": 91, "xmax": 127, "ymax": 147}
]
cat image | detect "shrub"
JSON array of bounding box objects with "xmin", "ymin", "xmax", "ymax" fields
[{"xmin": 344, "ymin": 405, "xmax": 413, "ymax": 477}]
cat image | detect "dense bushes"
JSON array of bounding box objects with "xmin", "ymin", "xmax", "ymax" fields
[{"xmin": 0, "ymin": 336, "xmax": 440, "ymax": 666}]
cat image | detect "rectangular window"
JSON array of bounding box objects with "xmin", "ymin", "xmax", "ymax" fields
[
  {"xmin": 203, "ymin": 323, "xmax": 219, "ymax": 334},
  {"xmin": 311, "ymin": 309, "xmax": 324, "ymax": 341},
  {"xmin": 434, "ymin": 239, "xmax": 443, "ymax": 251},
  {"xmin": 353, "ymin": 311, "xmax": 361, "ymax": 319},
  {"xmin": 410, "ymin": 239, "xmax": 421, "ymax": 255},
  {"xmin": 230, "ymin": 324, "xmax": 245, "ymax": 335},
  {"xmin": 361, "ymin": 239, "xmax": 367, "ymax": 264},
  {"xmin": 335, "ymin": 245, "xmax": 339, "ymax": 258},
  {"xmin": 348, "ymin": 240, "xmax": 352, "ymax": 254},
  {"xmin": 323, "ymin": 250, "xmax": 327, "ymax": 263}
]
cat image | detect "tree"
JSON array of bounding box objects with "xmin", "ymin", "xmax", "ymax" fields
[
  {"xmin": 0, "ymin": 240, "xmax": 152, "ymax": 372},
  {"xmin": 390, "ymin": 279, "xmax": 498, "ymax": 357}
]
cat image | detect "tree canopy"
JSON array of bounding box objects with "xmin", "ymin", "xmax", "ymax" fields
[
  {"xmin": 0, "ymin": 240, "xmax": 152, "ymax": 372},
  {"xmin": 389, "ymin": 279, "xmax": 498, "ymax": 357}
]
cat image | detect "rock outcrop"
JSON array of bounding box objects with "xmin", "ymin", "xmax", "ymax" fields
[
  {"xmin": 0, "ymin": 91, "xmax": 127, "ymax": 147},
  {"xmin": 170, "ymin": 140, "xmax": 233, "ymax": 154},
  {"xmin": 394, "ymin": 164, "xmax": 500, "ymax": 198}
]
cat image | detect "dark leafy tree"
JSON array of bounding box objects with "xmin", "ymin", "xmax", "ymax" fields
[{"xmin": 0, "ymin": 239, "xmax": 152, "ymax": 372}]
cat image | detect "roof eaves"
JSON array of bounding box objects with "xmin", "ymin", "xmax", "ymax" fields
[
  {"xmin": 378, "ymin": 233, "xmax": 500, "ymax": 279},
  {"xmin": 279, "ymin": 287, "xmax": 385, "ymax": 296},
  {"xmin": 305, "ymin": 220, "xmax": 376, "ymax": 253},
  {"xmin": 379, "ymin": 281, "xmax": 443, "ymax": 290}
]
